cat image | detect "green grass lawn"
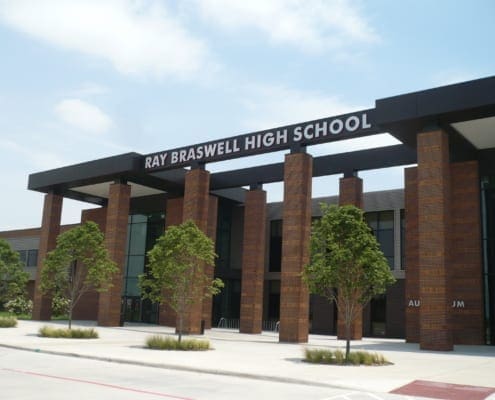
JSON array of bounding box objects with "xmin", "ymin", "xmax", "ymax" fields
[{"xmin": 0, "ymin": 311, "xmax": 31, "ymax": 320}]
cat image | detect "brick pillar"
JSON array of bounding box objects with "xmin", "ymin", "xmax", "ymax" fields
[
  {"xmin": 202, "ymin": 195, "xmax": 218, "ymax": 330},
  {"xmin": 417, "ymin": 130, "xmax": 453, "ymax": 351},
  {"xmin": 72, "ymin": 207, "xmax": 108, "ymax": 320},
  {"xmin": 181, "ymin": 168, "xmax": 210, "ymax": 334},
  {"xmin": 158, "ymin": 197, "xmax": 183, "ymax": 327},
  {"xmin": 240, "ymin": 188, "xmax": 267, "ymax": 334},
  {"xmin": 279, "ymin": 152, "xmax": 312, "ymax": 343},
  {"xmin": 337, "ymin": 176, "xmax": 364, "ymax": 340},
  {"xmin": 98, "ymin": 182, "xmax": 131, "ymax": 326},
  {"xmin": 32, "ymin": 193, "xmax": 63, "ymax": 320},
  {"xmin": 404, "ymin": 167, "xmax": 420, "ymax": 343},
  {"xmin": 450, "ymin": 161, "xmax": 484, "ymax": 344}
]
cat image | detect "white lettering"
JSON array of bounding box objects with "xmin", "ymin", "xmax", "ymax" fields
[
  {"xmin": 304, "ymin": 124, "xmax": 314, "ymax": 140},
  {"xmin": 362, "ymin": 112, "xmax": 371, "ymax": 129},
  {"xmin": 196, "ymin": 146, "xmax": 204, "ymax": 159},
  {"xmin": 293, "ymin": 126, "xmax": 303, "ymax": 141},
  {"xmin": 329, "ymin": 119, "xmax": 344, "ymax": 134},
  {"xmin": 276, "ymin": 129, "xmax": 288, "ymax": 145},
  {"xmin": 145, "ymin": 156, "xmax": 152, "ymax": 169},
  {"xmin": 179, "ymin": 149, "xmax": 187, "ymax": 162},
  {"xmin": 187, "ymin": 147, "xmax": 196, "ymax": 161},
  {"xmin": 315, "ymin": 122, "xmax": 327, "ymax": 137},
  {"xmin": 171, "ymin": 151, "xmax": 179, "ymax": 164},
  {"xmin": 217, "ymin": 141, "xmax": 225, "ymax": 155},
  {"xmin": 345, "ymin": 116, "xmax": 360, "ymax": 132},
  {"xmin": 232, "ymin": 139, "xmax": 241, "ymax": 152},
  {"xmin": 452, "ymin": 300, "xmax": 465, "ymax": 308},
  {"xmin": 263, "ymin": 132, "xmax": 274, "ymax": 147},
  {"xmin": 204, "ymin": 143, "xmax": 217, "ymax": 157},
  {"xmin": 408, "ymin": 299, "xmax": 420, "ymax": 307},
  {"xmin": 245, "ymin": 135, "xmax": 256, "ymax": 150},
  {"xmin": 159, "ymin": 153, "xmax": 168, "ymax": 165}
]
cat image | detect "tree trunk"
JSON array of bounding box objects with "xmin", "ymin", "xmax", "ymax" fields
[
  {"xmin": 178, "ymin": 314, "xmax": 183, "ymax": 343},
  {"xmin": 68, "ymin": 306, "xmax": 73, "ymax": 330},
  {"xmin": 345, "ymin": 321, "xmax": 351, "ymax": 361}
]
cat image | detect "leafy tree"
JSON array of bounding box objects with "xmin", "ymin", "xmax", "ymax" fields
[
  {"xmin": 139, "ymin": 220, "xmax": 223, "ymax": 342},
  {"xmin": 0, "ymin": 238, "xmax": 29, "ymax": 309},
  {"xmin": 40, "ymin": 221, "xmax": 117, "ymax": 329},
  {"xmin": 303, "ymin": 204, "xmax": 395, "ymax": 360}
]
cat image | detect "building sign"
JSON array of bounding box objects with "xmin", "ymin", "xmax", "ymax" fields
[
  {"xmin": 407, "ymin": 299, "xmax": 466, "ymax": 308},
  {"xmin": 143, "ymin": 109, "xmax": 378, "ymax": 171}
]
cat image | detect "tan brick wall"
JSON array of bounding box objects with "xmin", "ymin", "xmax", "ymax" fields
[
  {"xmin": 279, "ymin": 153, "xmax": 312, "ymax": 342},
  {"xmin": 32, "ymin": 193, "xmax": 63, "ymax": 320},
  {"xmin": 240, "ymin": 189, "xmax": 267, "ymax": 333},
  {"xmin": 98, "ymin": 183, "xmax": 131, "ymax": 326}
]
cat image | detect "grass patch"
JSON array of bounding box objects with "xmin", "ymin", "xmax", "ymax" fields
[
  {"xmin": 304, "ymin": 348, "xmax": 390, "ymax": 366},
  {"xmin": 146, "ymin": 335, "xmax": 211, "ymax": 351},
  {"xmin": 0, "ymin": 315, "xmax": 17, "ymax": 328},
  {"xmin": 0, "ymin": 311, "xmax": 31, "ymax": 320},
  {"xmin": 39, "ymin": 326, "xmax": 98, "ymax": 339}
]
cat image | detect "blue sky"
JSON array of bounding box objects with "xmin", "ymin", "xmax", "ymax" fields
[{"xmin": 0, "ymin": 0, "xmax": 494, "ymax": 230}]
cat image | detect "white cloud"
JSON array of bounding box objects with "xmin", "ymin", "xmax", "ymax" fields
[
  {"xmin": 0, "ymin": 0, "xmax": 211, "ymax": 79},
  {"xmin": 239, "ymin": 83, "xmax": 362, "ymax": 130},
  {"xmin": 54, "ymin": 98, "xmax": 113, "ymax": 134},
  {"xmin": 195, "ymin": 0, "xmax": 378, "ymax": 53},
  {"xmin": 71, "ymin": 82, "xmax": 110, "ymax": 97}
]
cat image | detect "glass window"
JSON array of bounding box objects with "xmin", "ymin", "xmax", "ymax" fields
[
  {"xmin": 124, "ymin": 277, "xmax": 140, "ymax": 296},
  {"xmin": 365, "ymin": 211, "xmax": 395, "ymax": 269},
  {"xmin": 128, "ymin": 223, "xmax": 147, "ymax": 255},
  {"xmin": 27, "ymin": 249, "xmax": 38, "ymax": 267},
  {"xmin": 269, "ymin": 220, "xmax": 282, "ymax": 272},
  {"xmin": 400, "ymin": 209, "xmax": 405, "ymax": 269},
  {"xmin": 126, "ymin": 255, "xmax": 145, "ymax": 278},
  {"xmin": 18, "ymin": 250, "xmax": 27, "ymax": 266}
]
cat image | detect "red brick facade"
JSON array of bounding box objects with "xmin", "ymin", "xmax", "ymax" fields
[
  {"xmin": 98, "ymin": 182, "xmax": 131, "ymax": 326},
  {"xmin": 32, "ymin": 193, "xmax": 63, "ymax": 320},
  {"xmin": 202, "ymin": 195, "xmax": 218, "ymax": 329},
  {"xmin": 72, "ymin": 207, "xmax": 108, "ymax": 320},
  {"xmin": 279, "ymin": 152, "xmax": 312, "ymax": 342},
  {"xmin": 181, "ymin": 168, "xmax": 211, "ymax": 334},
  {"xmin": 240, "ymin": 189, "xmax": 267, "ymax": 333},
  {"xmin": 337, "ymin": 176, "xmax": 364, "ymax": 340}
]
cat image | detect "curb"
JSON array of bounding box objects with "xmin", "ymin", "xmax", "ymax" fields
[{"xmin": 0, "ymin": 343, "xmax": 361, "ymax": 392}]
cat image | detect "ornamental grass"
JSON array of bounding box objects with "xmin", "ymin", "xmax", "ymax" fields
[
  {"xmin": 0, "ymin": 315, "xmax": 17, "ymax": 328},
  {"xmin": 146, "ymin": 335, "xmax": 211, "ymax": 351},
  {"xmin": 304, "ymin": 348, "xmax": 390, "ymax": 366},
  {"xmin": 39, "ymin": 326, "xmax": 98, "ymax": 339}
]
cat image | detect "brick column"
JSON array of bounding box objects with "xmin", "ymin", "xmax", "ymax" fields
[
  {"xmin": 72, "ymin": 207, "xmax": 107, "ymax": 320},
  {"xmin": 404, "ymin": 167, "xmax": 420, "ymax": 343},
  {"xmin": 450, "ymin": 161, "xmax": 484, "ymax": 344},
  {"xmin": 202, "ymin": 195, "xmax": 218, "ymax": 329},
  {"xmin": 279, "ymin": 152, "xmax": 312, "ymax": 343},
  {"xmin": 32, "ymin": 193, "xmax": 63, "ymax": 320},
  {"xmin": 181, "ymin": 168, "xmax": 210, "ymax": 334},
  {"xmin": 158, "ymin": 197, "xmax": 183, "ymax": 327},
  {"xmin": 417, "ymin": 130, "xmax": 453, "ymax": 351},
  {"xmin": 98, "ymin": 182, "xmax": 131, "ymax": 326},
  {"xmin": 337, "ymin": 176, "xmax": 363, "ymax": 340},
  {"xmin": 240, "ymin": 188, "xmax": 267, "ymax": 334}
]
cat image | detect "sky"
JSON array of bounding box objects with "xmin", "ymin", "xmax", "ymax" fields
[{"xmin": 0, "ymin": 0, "xmax": 494, "ymax": 231}]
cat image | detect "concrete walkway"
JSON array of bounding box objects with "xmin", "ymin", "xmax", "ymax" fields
[{"xmin": 1, "ymin": 320, "xmax": 495, "ymax": 399}]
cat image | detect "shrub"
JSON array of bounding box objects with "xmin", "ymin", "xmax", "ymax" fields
[
  {"xmin": 4, "ymin": 297, "xmax": 33, "ymax": 315},
  {"xmin": 39, "ymin": 326, "xmax": 98, "ymax": 339},
  {"xmin": 0, "ymin": 315, "xmax": 17, "ymax": 327},
  {"xmin": 146, "ymin": 335, "xmax": 210, "ymax": 351},
  {"xmin": 52, "ymin": 296, "xmax": 70, "ymax": 317},
  {"xmin": 304, "ymin": 348, "xmax": 390, "ymax": 366}
]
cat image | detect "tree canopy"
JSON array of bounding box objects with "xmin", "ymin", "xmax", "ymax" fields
[
  {"xmin": 139, "ymin": 220, "xmax": 223, "ymax": 342},
  {"xmin": 0, "ymin": 238, "xmax": 29, "ymax": 308},
  {"xmin": 304, "ymin": 204, "xmax": 395, "ymax": 358},
  {"xmin": 41, "ymin": 221, "xmax": 117, "ymax": 328}
]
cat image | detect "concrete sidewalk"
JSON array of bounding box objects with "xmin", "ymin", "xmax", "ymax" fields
[{"xmin": 2, "ymin": 320, "xmax": 495, "ymax": 398}]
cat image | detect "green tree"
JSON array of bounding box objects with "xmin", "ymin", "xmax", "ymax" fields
[
  {"xmin": 139, "ymin": 220, "xmax": 223, "ymax": 342},
  {"xmin": 40, "ymin": 221, "xmax": 117, "ymax": 329},
  {"xmin": 303, "ymin": 204, "xmax": 395, "ymax": 360},
  {"xmin": 0, "ymin": 238, "xmax": 29, "ymax": 309}
]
